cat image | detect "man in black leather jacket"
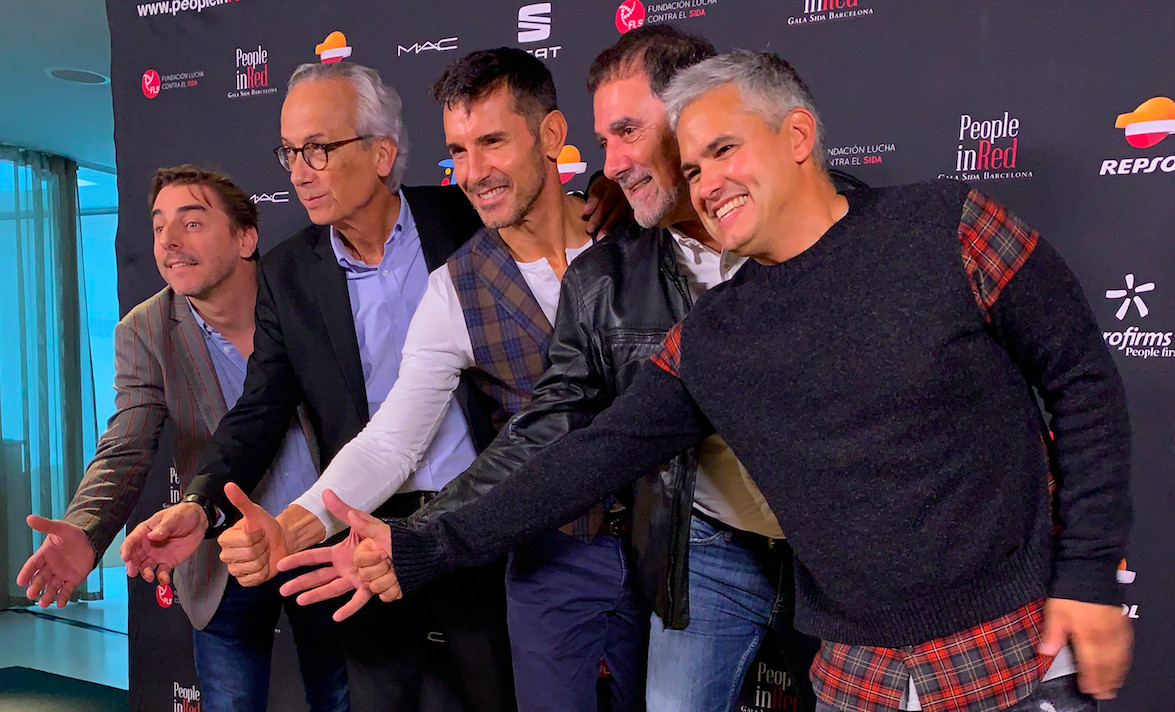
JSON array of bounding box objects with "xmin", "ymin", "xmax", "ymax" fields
[{"xmin": 416, "ymin": 27, "xmax": 859, "ymax": 711}]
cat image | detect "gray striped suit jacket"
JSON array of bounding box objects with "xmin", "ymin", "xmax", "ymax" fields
[{"xmin": 63, "ymin": 285, "xmax": 316, "ymax": 630}]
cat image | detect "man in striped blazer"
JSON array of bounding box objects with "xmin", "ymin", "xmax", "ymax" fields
[{"xmin": 16, "ymin": 165, "xmax": 349, "ymax": 712}]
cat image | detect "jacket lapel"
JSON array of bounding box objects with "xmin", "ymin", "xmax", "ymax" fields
[
  {"xmin": 404, "ymin": 186, "xmax": 457, "ymax": 271},
  {"xmin": 310, "ymin": 226, "xmax": 370, "ymax": 419},
  {"xmin": 471, "ymin": 228, "xmax": 553, "ymax": 347}
]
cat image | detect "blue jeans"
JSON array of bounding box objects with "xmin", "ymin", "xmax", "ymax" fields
[
  {"xmin": 192, "ymin": 573, "xmax": 349, "ymax": 712},
  {"xmin": 647, "ymin": 514, "xmax": 818, "ymax": 712},
  {"xmin": 506, "ymin": 530, "xmax": 650, "ymax": 712},
  {"xmin": 814, "ymin": 673, "xmax": 1097, "ymax": 712}
]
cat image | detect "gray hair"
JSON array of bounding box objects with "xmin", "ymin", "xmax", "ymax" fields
[
  {"xmin": 663, "ymin": 50, "xmax": 826, "ymax": 169},
  {"xmin": 288, "ymin": 62, "xmax": 410, "ymax": 190}
]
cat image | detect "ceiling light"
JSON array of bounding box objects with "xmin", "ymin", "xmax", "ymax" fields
[{"xmin": 46, "ymin": 68, "xmax": 110, "ymax": 85}]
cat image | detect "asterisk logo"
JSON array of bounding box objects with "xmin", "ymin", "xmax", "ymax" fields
[{"xmin": 1106, "ymin": 274, "xmax": 1155, "ymax": 320}]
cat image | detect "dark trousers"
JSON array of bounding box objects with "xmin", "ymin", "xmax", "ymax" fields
[
  {"xmin": 192, "ymin": 573, "xmax": 350, "ymax": 712},
  {"xmin": 505, "ymin": 530, "xmax": 650, "ymax": 712},
  {"xmin": 341, "ymin": 493, "xmax": 516, "ymax": 712}
]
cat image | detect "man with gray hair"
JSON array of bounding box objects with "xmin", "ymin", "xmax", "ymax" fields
[
  {"xmin": 341, "ymin": 50, "xmax": 1134, "ymax": 712},
  {"xmin": 121, "ymin": 60, "xmax": 517, "ymax": 712}
]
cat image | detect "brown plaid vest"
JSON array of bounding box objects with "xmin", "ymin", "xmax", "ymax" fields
[{"xmin": 447, "ymin": 227, "xmax": 603, "ymax": 541}]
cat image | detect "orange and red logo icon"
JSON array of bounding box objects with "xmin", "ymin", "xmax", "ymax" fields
[
  {"xmin": 315, "ymin": 31, "xmax": 353, "ymax": 63},
  {"xmin": 557, "ymin": 145, "xmax": 587, "ymax": 184},
  {"xmin": 1116, "ymin": 97, "xmax": 1175, "ymax": 148},
  {"xmin": 1117, "ymin": 559, "xmax": 1135, "ymax": 585}
]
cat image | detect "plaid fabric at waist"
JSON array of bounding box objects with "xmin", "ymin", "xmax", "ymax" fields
[{"xmin": 811, "ymin": 598, "xmax": 1053, "ymax": 712}]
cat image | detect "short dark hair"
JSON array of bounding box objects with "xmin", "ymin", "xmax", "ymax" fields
[
  {"xmin": 586, "ymin": 25, "xmax": 717, "ymax": 97},
  {"xmin": 148, "ymin": 164, "xmax": 258, "ymax": 233},
  {"xmin": 430, "ymin": 48, "xmax": 558, "ymax": 133}
]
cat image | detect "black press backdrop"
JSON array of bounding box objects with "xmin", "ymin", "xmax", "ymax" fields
[{"xmin": 106, "ymin": 1, "xmax": 1173, "ymax": 710}]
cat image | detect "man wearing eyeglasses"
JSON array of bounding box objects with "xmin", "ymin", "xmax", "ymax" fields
[{"xmin": 120, "ymin": 61, "xmax": 518, "ymax": 712}]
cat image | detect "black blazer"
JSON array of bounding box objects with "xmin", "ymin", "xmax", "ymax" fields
[{"xmin": 188, "ymin": 184, "xmax": 494, "ymax": 513}]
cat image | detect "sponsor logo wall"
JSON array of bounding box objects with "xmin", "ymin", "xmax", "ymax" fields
[{"xmin": 106, "ymin": 1, "xmax": 1173, "ymax": 710}]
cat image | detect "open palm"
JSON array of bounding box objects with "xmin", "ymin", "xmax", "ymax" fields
[
  {"xmin": 120, "ymin": 502, "xmax": 206, "ymax": 585},
  {"xmin": 17, "ymin": 516, "xmax": 96, "ymax": 608},
  {"xmin": 277, "ymin": 489, "xmax": 390, "ymax": 621}
]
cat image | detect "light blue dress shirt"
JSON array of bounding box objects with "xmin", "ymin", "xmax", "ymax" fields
[
  {"xmin": 189, "ymin": 304, "xmax": 318, "ymax": 515},
  {"xmin": 328, "ymin": 192, "xmax": 478, "ymax": 492}
]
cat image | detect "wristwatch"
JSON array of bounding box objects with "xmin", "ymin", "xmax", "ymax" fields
[{"xmin": 181, "ymin": 493, "xmax": 222, "ymax": 538}]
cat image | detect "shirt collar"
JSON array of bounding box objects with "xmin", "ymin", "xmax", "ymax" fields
[
  {"xmin": 186, "ymin": 299, "xmax": 220, "ymax": 338},
  {"xmin": 668, "ymin": 227, "xmax": 719, "ymax": 259},
  {"xmin": 667, "ymin": 227, "xmax": 748, "ymax": 273},
  {"xmin": 329, "ymin": 189, "xmax": 414, "ymax": 271}
]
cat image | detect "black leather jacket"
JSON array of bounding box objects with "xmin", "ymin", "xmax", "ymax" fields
[
  {"xmin": 413, "ymin": 172, "xmax": 867, "ymax": 629},
  {"xmin": 411, "ymin": 220, "xmax": 698, "ymax": 626}
]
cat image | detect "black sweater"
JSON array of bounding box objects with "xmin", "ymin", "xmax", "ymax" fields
[{"xmin": 389, "ymin": 181, "xmax": 1131, "ymax": 647}]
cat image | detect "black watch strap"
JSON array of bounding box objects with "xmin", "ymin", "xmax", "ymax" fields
[{"xmin": 181, "ymin": 493, "xmax": 221, "ymax": 538}]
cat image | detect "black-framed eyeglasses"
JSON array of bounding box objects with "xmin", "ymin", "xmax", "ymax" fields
[{"xmin": 274, "ymin": 136, "xmax": 370, "ymax": 171}]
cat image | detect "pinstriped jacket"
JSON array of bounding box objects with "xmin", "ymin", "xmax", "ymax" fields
[{"xmin": 63, "ymin": 284, "xmax": 317, "ymax": 630}]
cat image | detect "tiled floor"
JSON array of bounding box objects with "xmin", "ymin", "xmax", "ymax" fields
[{"xmin": 0, "ymin": 567, "xmax": 128, "ymax": 690}]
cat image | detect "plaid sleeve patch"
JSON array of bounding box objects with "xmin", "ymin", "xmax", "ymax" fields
[
  {"xmin": 957, "ymin": 189, "xmax": 1039, "ymax": 317},
  {"xmin": 811, "ymin": 599, "xmax": 1054, "ymax": 712},
  {"xmin": 650, "ymin": 322, "xmax": 683, "ymax": 377}
]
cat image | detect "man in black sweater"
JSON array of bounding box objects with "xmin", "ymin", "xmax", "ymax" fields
[{"xmin": 345, "ymin": 52, "xmax": 1133, "ymax": 712}]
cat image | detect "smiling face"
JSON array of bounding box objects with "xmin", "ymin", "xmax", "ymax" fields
[
  {"xmin": 593, "ymin": 73, "xmax": 691, "ymax": 229},
  {"xmin": 443, "ymin": 84, "xmax": 551, "ymax": 229},
  {"xmin": 151, "ymin": 183, "xmax": 256, "ymax": 299},
  {"xmin": 279, "ymin": 77, "xmax": 396, "ymax": 226},
  {"xmin": 677, "ymin": 83, "xmax": 806, "ymax": 259}
]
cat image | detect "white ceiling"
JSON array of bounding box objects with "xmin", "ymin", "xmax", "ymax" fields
[{"xmin": 0, "ymin": 0, "xmax": 115, "ymax": 171}]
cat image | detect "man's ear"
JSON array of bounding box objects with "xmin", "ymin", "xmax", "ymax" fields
[
  {"xmin": 539, "ymin": 110, "xmax": 569, "ymax": 161},
  {"xmin": 785, "ymin": 107, "xmax": 819, "ymax": 165},
  {"xmin": 374, "ymin": 136, "xmax": 398, "ymax": 181},
  {"xmin": 238, "ymin": 226, "xmax": 259, "ymax": 259}
]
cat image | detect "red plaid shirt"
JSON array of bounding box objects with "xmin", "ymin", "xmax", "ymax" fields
[
  {"xmin": 811, "ymin": 599, "xmax": 1054, "ymax": 712},
  {"xmin": 652, "ymin": 188, "xmax": 1057, "ymax": 712}
]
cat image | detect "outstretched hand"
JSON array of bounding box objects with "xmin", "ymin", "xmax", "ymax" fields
[
  {"xmin": 17, "ymin": 516, "xmax": 96, "ymax": 608},
  {"xmin": 120, "ymin": 501, "xmax": 207, "ymax": 586},
  {"xmin": 276, "ymin": 489, "xmax": 392, "ymax": 621}
]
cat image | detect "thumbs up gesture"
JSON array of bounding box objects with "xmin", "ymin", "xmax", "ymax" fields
[
  {"xmin": 217, "ymin": 482, "xmax": 288, "ymax": 587},
  {"xmin": 17, "ymin": 515, "xmax": 96, "ymax": 608}
]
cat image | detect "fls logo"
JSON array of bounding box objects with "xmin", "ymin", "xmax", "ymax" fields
[
  {"xmin": 615, "ymin": 0, "xmax": 645, "ymax": 33},
  {"xmin": 156, "ymin": 582, "xmax": 174, "ymax": 608},
  {"xmin": 142, "ymin": 69, "xmax": 161, "ymax": 99}
]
